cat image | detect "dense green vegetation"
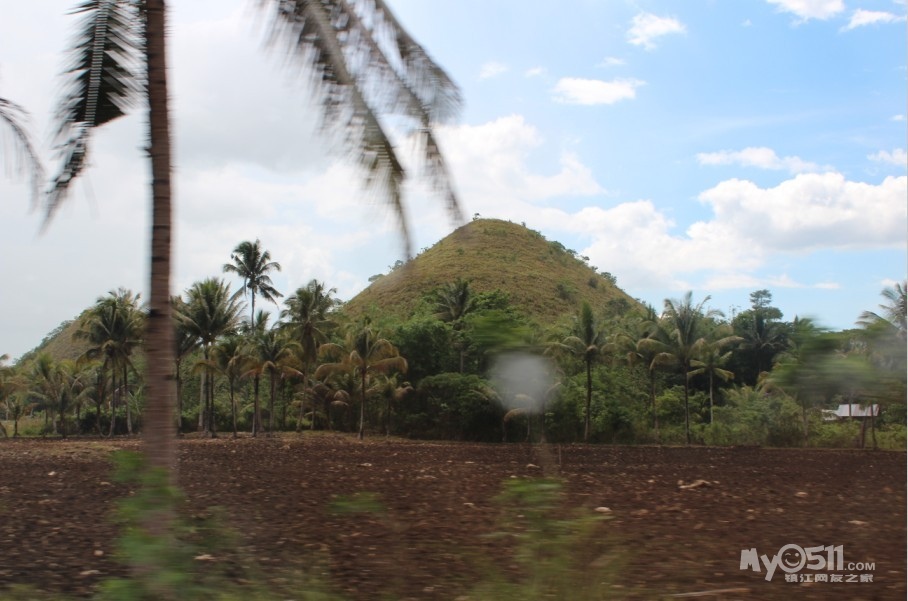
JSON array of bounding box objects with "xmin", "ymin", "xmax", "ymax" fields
[{"xmin": 3, "ymin": 220, "xmax": 904, "ymax": 448}]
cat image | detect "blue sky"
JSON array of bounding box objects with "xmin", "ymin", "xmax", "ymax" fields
[{"xmin": 1, "ymin": 0, "xmax": 906, "ymax": 360}]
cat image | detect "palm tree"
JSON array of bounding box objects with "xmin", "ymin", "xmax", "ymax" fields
[
  {"xmin": 3, "ymin": 389, "xmax": 33, "ymax": 438},
  {"xmin": 855, "ymin": 282, "xmax": 907, "ymax": 444},
  {"xmin": 316, "ymin": 321, "xmax": 407, "ymax": 439},
  {"xmin": 0, "ymin": 358, "xmax": 17, "ymax": 438},
  {"xmin": 249, "ymin": 326, "xmax": 300, "ymax": 434},
  {"xmin": 223, "ymin": 240, "xmax": 284, "ymax": 325},
  {"xmin": 733, "ymin": 305, "xmax": 788, "ymax": 385},
  {"xmin": 49, "ymin": 0, "xmax": 460, "ymax": 555},
  {"xmin": 368, "ymin": 374, "xmax": 413, "ymax": 436},
  {"xmin": 619, "ymin": 304, "xmax": 670, "ymax": 439},
  {"xmin": 212, "ymin": 336, "xmax": 249, "ymax": 438},
  {"xmin": 548, "ymin": 302, "xmax": 608, "ymax": 442},
  {"xmin": 282, "ymin": 280, "xmax": 338, "ymax": 430},
  {"xmin": 767, "ymin": 317, "xmax": 839, "ymax": 445},
  {"xmin": 75, "ymin": 289, "xmax": 144, "ymax": 436},
  {"xmin": 432, "ymin": 278, "xmax": 477, "ymax": 372},
  {"xmin": 56, "ymin": 359, "xmax": 93, "ymax": 437},
  {"xmin": 689, "ymin": 325, "xmax": 741, "ymax": 424},
  {"xmin": 858, "ymin": 281, "xmax": 907, "ymax": 343},
  {"xmin": 30, "ymin": 353, "xmax": 62, "ymax": 435},
  {"xmin": 657, "ymin": 292, "xmax": 723, "ymax": 445},
  {"xmin": 176, "ymin": 278, "xmax": 244, "ymax": 437},
  {"xmin": 171, "ymin": 296, "xmax": 200, "ymax": 434},
  {"xmin": 0, "ymin": 95, "xmax": 44, "ymax": 206}
]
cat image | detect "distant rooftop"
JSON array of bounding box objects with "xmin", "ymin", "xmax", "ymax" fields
[{"xmin": 831, "ymin": 404, "xmax": 880, "ymax": 418}]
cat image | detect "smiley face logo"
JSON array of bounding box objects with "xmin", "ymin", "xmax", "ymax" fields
[{"xmin": 777, "ymin": 544, "xmax": 807, "ymax": 573}]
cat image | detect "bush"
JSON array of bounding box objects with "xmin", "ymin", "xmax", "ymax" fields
[
  {"xmin": 875, "ymin": 424, "xmax": 907, "ymax": 449},
  {"xmin": 811, "ymin": 421, "xmax": 862, "ymax": 448}
]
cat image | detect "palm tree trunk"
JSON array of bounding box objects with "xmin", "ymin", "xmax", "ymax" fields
[
  {"xmin": 250, "ymin": 294, "xmax": 256, "ymax": 330},
  {"xmin": 108, "ymin": 370, "xmax": 118, "ymax": 438},
  {"xmin": 123, "ymin": 364, "xmax": 133, "ymax": 435},
  {"xmin": 198, "ymin": 370, "xmax": 206, "ymax": 432},
  {"xmin": 708, "ymin": 371, "xmax": 714, "ymax": 425},
  {"xmin": 174, "ymin": 357, "xmax": 183, "ymax": 435},
  {"xmin": 584, "ymin": 359, "xmax": 592, "ymax": 442},
  {"xmin": 208, "ymin": 370, "xmax": 217, "ymax": 438},
  {"xmin": 359, "ymin": 369, "xmax": 367, "ymax": 440},
  {"xmin": 95, "ymin": 366, "xmax": 105, "ymax": 435},
  {"xmin": 252, "ymin": 374, "xmax": 261, "ymax": 437},
  {"xmin": 142, "ymin": 0, "xmax": 178, "ymax": 485},
  {"xmin": 305, "ymin": 361, "xmax": 314, "ymax": 431},
  {"xmin": 268, "ymin": 371, "xmax": 277, "ymax": 435},
  {"xmin": 230, "ymin": 385, "xmax": 238, "ymax": 438},
  {"xmin": 649, "ymin": 368, "xmax": 659, "ymax": 441},
  {"xmin": 683, "ymin": 367, "xmax": 691, "ymax": 445}
]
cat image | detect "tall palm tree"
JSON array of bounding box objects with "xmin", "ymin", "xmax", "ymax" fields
[
  {"xmin": 30, "ymin": 353, "xmax": 62, "ymax": 435},
  {"xmin": 618, "ymin": 304, "xmax": 670, "ymax": 438},
  {"xmin": 316, "ymin": 321, "xmax": 407, "ymax": 439},
  {"xmin": 656, "ymin": 292, "xmax": 723, "ymax": 445},
  {"xmin": 223, "ymin": 240, "xmax": 284, "ymax": 325},
  {"xmin": 689, "ymin": 324, "xmax": 741, "ymax": 424},
  {"xmin": 75, "ymin": 288, "xmax": 144, "ymax": 436},
  {"xmin": 248, "ymin": 326, "xmax": 300, "ymax": 434},
  {"xmin": 49, "ymin": 0, "xmax": 461, "ymax": 554},
  {"xmin": 211, "ymin": 335, "xmax": 248, "ymax": 438},
  {"xmin": 242, "ymin": 309, "xmax": 273, "ymax": 436},
  {"xmin": 855, "ymin": 282, "xmax": 907, "ymax": 443},
  {"xmin": 548, "ymin": 302, "xmax": 607, "ymax": 442},
  {"xmin": 282, "ymin": 280, "xmax": 337, "ymax": 430},
  {"xmin": 858, "ymin": 281, "xmax": 907, "ymax": 343},
  {"xmin": 176, "ymin": 278, "xmax": 243, "ymax": 437},
  {"xmin": 432, "ymin": 278, "xmax": 477, "ymax": 372},
  {"xmin": 767, "ymin": 317, "xmax": 839, "ymax": 445},
  {"xmin": 1, "ymin": 95, "xmax": 44, "ymax": 206},
  {"xmin": 368, "ymin": 373, "xmax": 413, "ymax": 437},
  {"xmin": 171, "ymin": 295, "xmax": 200, "ymax": 434}
]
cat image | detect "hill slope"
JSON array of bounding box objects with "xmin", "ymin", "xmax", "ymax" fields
[
  {"xmin": 344, "ymin": 219, "xmax": 639, "ymax": 324},
  {"xmin": 16, "ymin": 314, "xmax": 90, "ymax": 364}
]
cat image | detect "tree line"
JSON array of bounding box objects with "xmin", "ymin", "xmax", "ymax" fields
[{"xmin": 3, "ymin": 239, "xmax": 904, "ymax": 449}]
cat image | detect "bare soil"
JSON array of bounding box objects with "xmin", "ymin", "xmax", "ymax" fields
[{"xmin": 0, "ymin": 435, "xmax": 904, "ymax": 600}]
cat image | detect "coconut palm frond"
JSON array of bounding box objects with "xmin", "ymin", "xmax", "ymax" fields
[
  {"xmin": 0, "ymin": 97, "xmax": 45, "ymax": 208},
  {"xmin": 259, "ymin": 0, "xmax": 462, "ymax": 257},
  {"xmin": 370, "ymin": 0, "xmax": 461, "ymax": 122},
  {"xmin": 47, "ymin": 0, "xmax": 143, "ymax": 222}
]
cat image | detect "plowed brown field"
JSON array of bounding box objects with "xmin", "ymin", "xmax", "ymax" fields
[{"xmin": 0, "ymin": 434, "xmax": 904, "ymax": 600}]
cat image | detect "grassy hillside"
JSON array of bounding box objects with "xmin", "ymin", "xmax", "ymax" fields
[
  {"xmin": 344, "ymin": 218, "xmax": 640, "ymax": 324},
  {"xmin": 17, "ymin": 313, "xmax": 90, "ymax": 364}
]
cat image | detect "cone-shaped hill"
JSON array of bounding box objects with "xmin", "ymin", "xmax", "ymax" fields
[{"xmin": 343, "ymin": 218, "xmax": 641, "ymax": 324}]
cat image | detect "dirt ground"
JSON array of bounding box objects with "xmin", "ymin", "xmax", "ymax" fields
[{"xmin": 0, "ymin": 434, "xmax": 904, "ymax": 600}]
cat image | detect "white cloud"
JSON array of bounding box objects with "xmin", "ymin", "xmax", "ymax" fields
[
  {"xmin": 433, "ymin": 115, "xmax": 606, "ymax": 207},
  {"xmin": 892, "ymin": 115, "xmax": 906, "ymax": 122},
  {"xmin": 868, "ymin": 148, "xmax": 908, "ymax": 167},
  {"xmin": 627, "ymin": 13, "xmax": 686, "ymax": 50},
  {"xmin": 842, "ymin": 9, "xmax": 906, "ymax": 30},
  {"xmin": 524, "ymin": 66, "xmax": 545, "ymax": 77},
  {"xmin": 766, "ymin": 0, "xmax": 845, "ymax": 21},
  {"xmin": 696, "ymin": 147, "xmax": 827, "ymax": 173},
  {"xmin": 479, "ymin": 61, "xmax": 508, "ymax": 79},
  {"xmin": 551, "ymin": 77, "xmax": 644, "ymax": 105},
  {"xmin": 697, "ymin": 173, "xmax": 907, "ymax": 252},
  {"xmin": 538, "ymin": 173, "xmax": 907, "ymax": 294}
]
